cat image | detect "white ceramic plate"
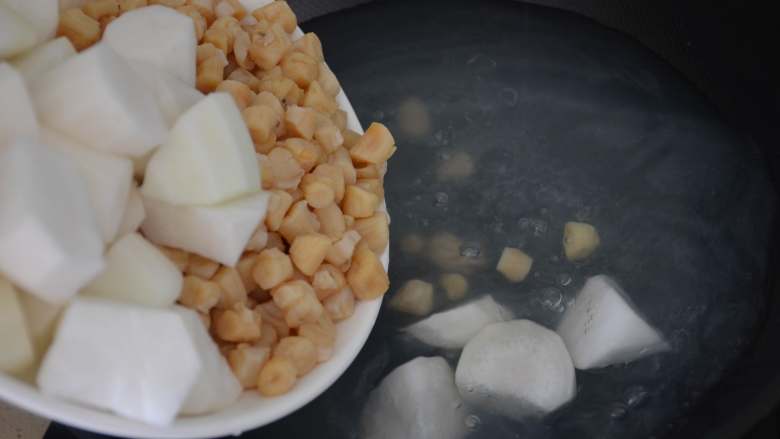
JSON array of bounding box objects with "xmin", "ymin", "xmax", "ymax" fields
[{"xmin": 0, "ymin": 28, "xmax": 388, "ymax": 438}]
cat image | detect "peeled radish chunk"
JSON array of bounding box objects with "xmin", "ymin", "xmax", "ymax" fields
[
  {"xmin": 174, "ymin": 308, "xmax": 242, "ymax": 415},
  {"xmin": 33, "ymin": 43, "xmax": 168, "ymax": 158},
  {"xmin": 404, "ymin": 295, "xmax": 513, "ymax": 349},
  {"xmin": 142, "ymin": 93, "xmax": 259, "ymax": 205},
  {"xmin": 37, "ymin": 298, "xmax": 201, "ymax": 426},
  {"xmin": 41, "ymin": 129, "xmax": 133, "ymax": 243},
  {"xmin": 0, "ymin": 63, "xmax": 38, "ymax": 146},
  {"xmin": 136, "ymin": 65, "xmax": 203, "ymax": 127},
  {"xmin": 362, "ymin": 357, "xmax": 467, "ymax": 439},
  {"xmin": 1, "ymin": 0, "xmax": 58, "ymax": 42},
  {"xmin": 556, "ymin": 275, "xmax": 669, "ymax": 369},
  {"xmin": 0, "ymin": 4, "xmax": 37, "ymax": 58},
  {"xmin": 116, "ymin": 185, "xmax": 145, "ymax": 239},
  {"xmin": 10, "ymin": 37, "xmax": 75, "ymax": 86},
  {"xmin": 0, "ymin": 139, "xmax": 104, "ymax": 304},
  {"xmin": 456, "ymin": 320, "xmax": 576, "ymax": 419},
  {"xmin": 142, "ymin": 191, "xmax": 269, "ymax": 267},
  {"xmin": 82, "ymin": 233, "xmax": 182, "ymax": 307},
  {"xmin": 103, "ymin": 6, "xmax": 196, "ymax": 86},
  {"xmin": 238, "ymin": 0, "xmax": 273, "ymax": 12},
  {"xmin": 0, "ymin": 277, "xmax": 35, "ymax": 376}
]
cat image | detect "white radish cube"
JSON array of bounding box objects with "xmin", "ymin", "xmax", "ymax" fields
[
  {"xmin": 135, "ymin": 65, "xmax": 203, "ymax": 127},
  {"xmin": 132, "ymin": 148, "xmax": 153, "ymax": 179},
  {"xmin": 18, "ymin": 291, "xmax": 63, "ymax": 360},
  {"xmin": 456, "ymin": 320, "xmax": 576, "ymax": 419},
  {"xmin": 362, "ymin": 357, "xmax": 467, "ymax": 439},
  {"xmin": 82, "ymin": 233, "xmax": 182, "ymax": 308},
  {"xmin": 0, "ymin": 139, "xmax": 104, "ymax": 304},
  {"xmin": 142, "ymin": 93, "xmax": 259, "ymax": 205},
  {"xmin": 41, "ymin": 128, "xmax": 133, "ymax": 243},
  {"xmin": 556, "ymin": 275, "xmax": 669, "ymax": 369},
  {"xmin": 10, "ymin": 37, "xmax": 75, "ymax": 87},
  {"xmin": 32, "ymin": 43, "xmax": 168, "ymax": 158},
  {"xmin": 0, "ymin": 63, "xmax": 38, "ymax": 146},
  {"xmin": 103, "ymin": 6, "xmax": 196, "ymax": 86},
  {"xmin": 37, "ymin": 298, "xmax": 201, "ymax": 426},
  {"xmin": 141, "ymin": 191, "xmax": 269, "ymax": 267},
  {"xmin": 116, "ymin": 184, "xmax": 145, "ymax": 239},
  {"xmin": 0, "ymin": 277, "xmax": 35, "ymax": 376},
  {"xmin": 404, "ymin": 295, "xmax": 513, "ymax": 349},
  {"xmin": 1, "ymin": 0, "xmax": 58, "ymax": 42},
  {"xmin": 0, "ymin": 3, "xmax": 38, "ymax": 58},
  {"xmin": 174, "ymin": 307, "xmax": 242, "ymax": 415}
]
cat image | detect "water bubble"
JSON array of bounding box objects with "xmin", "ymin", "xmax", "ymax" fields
[
  {"xmin": 609, "ymin": 403, "xmax": 628, "ymax": 420},
  {"xmin": 557, "ymin": 273, "xmax": 573, "ymax": 287},
  {"xmin": 465, "ymin": 414, "xmax": 482, "ymax": 430},
  {"xmin": 539, "ymin": 288, "xmax": 565, "ymax": 312},
  {"xmin": 530, "ymin": 219, "xmax": 548, "ymax": 237},
  {"xmin": 460, "ymin": 243, "xmax": 481, "ymax": 258},
  {"xmin": 433, "ymin": 192, "xmax": 449, "ymax": 207},
  {"xmin": 624, "ymin": 386, "xmax": 649, "ymax": 408}
]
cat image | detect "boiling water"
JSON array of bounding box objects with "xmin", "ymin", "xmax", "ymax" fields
[{"xmin": 260, "ymin": 1, "xmax": 776, "ymax": 437}]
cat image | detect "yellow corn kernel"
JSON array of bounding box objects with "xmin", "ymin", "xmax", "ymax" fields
[
  {"xmin": 314, "ymin": 124, "xmax": 344, "ymax": 153},
  {"xmin": 227, "ymin": 344, "xmax": 269, "ymax": 388},
  {"xmin": 186, "ymin": 254, "xmax": 220, "ymax": 279},
  {"xmin": 274, "ymin": 336, "xmax": 317, "ymax": 376},
  {"xmin": 256, "ymin": 321, "xmax": 278, "ymax": 347},
  {"xmin": 311, "ymin": 264, "xmax": 346, "ymax": 300},
  {"xmin": 189, "ymin": 0, "xmax": 216, "ymax": 23},
  {"xmin": 216, "ymin": 79, "xmax": 254, "ymax": 110},
  {"xmin": 284, "ymin": 105, "xmax": 316, "ymax": 140},
  {"xmin": 252, "ymin": 0, "xmax": 296, "ymax": 33},
  {"xmin": 266, "ymin": 147, "xmax": 304, "ymax": 189},
  {"xmin": 243, "ymin": 104, "xmax": 279, "ymax": 145},
  {"xmin": 563, "ymin": 221, "xmax": 600, "ymax": 261},
  {"xmin": 350, "ymin": 122, "xmax": 397, "ymax": 165},
  {"xmin": 330, "ymin": 109, "xmax": 347, "ymax": 132},
  {"xmin": 196, "ymin": 55, "xmax": 227, "ymax": 92},
  {"xmin": 329, "ymin": 147, "xmax": 357, "ymax": 185},
  {"xmin": 246, "ymin": 224, "xmax": 268, "ymax": 252},
  {"xmin": 257, "ymin": 356, "xmax": 297, "ymax": 396},
  {"xmin": 302, "ymin": 81, "xmax": 337, "ymax": 114},
  {"xmin": 278, "ymin": 200, "xmax": 320, "ymax": 243},
  {"xmin": 83, "ymin": 0, "xmax": 118, "ymax": 20},
  {"xmin": 298, "ymin": 315, "xmax": 335, "ymax": 362},
  {"xmin": 324, "ymin": 229, "xmax": 361, "ymax": 267},
  {"xmin": 342, "ymin": 185, "xmax": 379, "ymax": 219},
  {"xmin": 293, "ymin": 33, "xmax": 324, "ymax": 62},
  {"xmin": 284, "ymin": 138, "xmax": 322, "ymax": 172},
  {"xmin": 213, "ymin": 266, "xmax": 248, "ymax": 309},
  {"xmin": 389, "ymin": 279, "xmax": 434, "ymax": 316},
  {"xmin": 440, "ymin": 273, "xmax": 468, "ymax": 301},
  {"xmin": 149, "ymin": 0, "xmax": 185, "ymax": 6},
  {"xmin": 301, "ymin": 175, "xmax": 335, "ymax": 209},
  {"xmin": 236, "ymin": 252, "xmax": 260, "ymax": 293},
  {"xmin": 289, "ymin": 233, "xmax": 331, "ymax": 276},
  {"xmin": 280, "ymin": 51, "xmax": 318, "ymax": 88},
  {"xmin": 314, "ymin": 203, "xmax": 345, "ymax": 240},
  {"xmin": 253, "ymin": 90, "xmax": 284, "ymax": 118},
  {"xmin": 318, "ymin": 63, "xmax": 341, "ymax": 97},
  {"xmin": 342, "ymin": 129, "xmax": 362, "ymax": 150},
  {"xmin": 355, "ymin": 164, "xmax": 380, "ymax": 179},
  {"xmin": 213, "ymin": 303, "xmax": 261, "ymax": 342},
  {"xmin": 256, "ymin": 301, "xmax": 289, "ymax": 338},
  {"xmin": 356, "ymin": 178, "xmax": 384, "ymax": 201},
  {"xmin": 496, "ymin": 247, "xmax": 533, "ymax": 282},
  {"xmin": 203, "ymin": 26, "xmax": 232, "ymax": 54},
  {"xmin": 228, "ymin": 68, "xmax": 260, "ymax": 91},
  {"xmin": 347, "ymin": 243, "xmax": 389, "ymax": 300},
  {"xmin": 252, "ymin": 248, "xmax": 293, "ymax": 290},
  {"xmin": 248, "ymin": 23, "xmax": 291, "ymax": 70},
  {"xmin": 265, "ymin": 189, "xmax": 294, "ymax": 232},
  {"xmin": 179, "ymin": 275, "xmax": 221, "ymax": 313},
  {"xmin": 58, "ymin": 9, "xmax": 101, "ymax": 51},
  {"xmin": 354, "ymin": 212, "xmax": 389, "ymax": 253},
  {"xmin": 323, "ymin": 287, "xmax": 355, "ymax": 321},
  {"xmin": 119, "ymin": 0, "xmax": 147, "ymax": 12},
  {"xmin": 258, "ymin": 76, "xmax": 301, "ymax": 106},
  {"xmin": 214, "ymin": 0, "xmax": 246, "ymax": 19}
]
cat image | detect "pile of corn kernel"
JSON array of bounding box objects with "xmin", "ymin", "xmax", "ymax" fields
[{"xmin": 57, "ymin": 0, "xmax": 394, "ymax": 397}]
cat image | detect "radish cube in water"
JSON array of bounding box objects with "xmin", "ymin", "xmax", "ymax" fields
[
  {"xmin": 81, "ymin": 233, "xmax": 182, "ymax": 308},
  {"xmin": 141, "ymin": 191, "xmax": 270, "ymax": 267},
  {"xmin": 556, "ymin": 275, "xmax": 670, "ymax": 369},
  {"xmin": 174, "ymin": 307, "xmax": 242, "ymax": 415},
  {"xmin": 0, "ymin": 139, "xmax": 104, "ymax": 304},
  {"xmin": 11, "ymin": 37, "xmax": 76, "ymax": 87},
  {"xmin": 404, "ymin": 295, "xmax": 513, "ymax": 349},
  {"xmin": 41, "ymin": 128, "xmax": 133, "ymax": 243},
  {"xmin": 362, "ymin": 357, "xmax": 467, "ymax": 439},
  {"xmin": 32, "ymin": 43, "xmax": 168, "ymax": 158},
  {"xmin": 141, "ymin": 93, "xmax": 260, "ymax": 205},
  {"xmin": 37, "ymin": 299, "xmax": 201, "ymax": 426},
  {"xmin": 103, "ymin": 6, "xmax": 197, "ymax": 86},
  {"xmin": 0, "ymin": 277, "xmax": 35, "ymax": 376},
  {"xmin": 456, "ymin": 320, "xmax": 576, "ymax": 420},
  {"xmin": 0, "ymin": 63, "xmax": 38, "ymax": 147}
]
